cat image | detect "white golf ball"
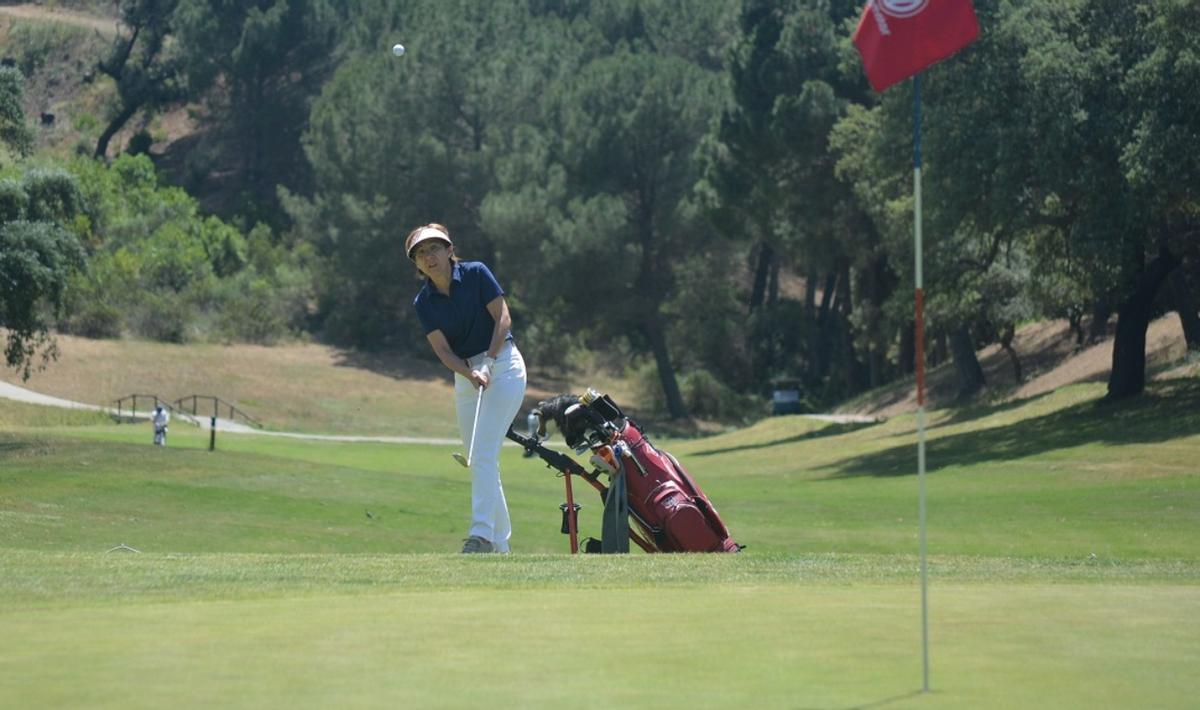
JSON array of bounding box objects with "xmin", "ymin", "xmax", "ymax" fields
[{"xmin": 392, "ymin": 43, "xmax": 405, "ymax": 56}]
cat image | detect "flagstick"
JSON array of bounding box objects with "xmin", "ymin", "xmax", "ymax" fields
[{"xmin": 913, "ymin": 72, "xmax": 931, "ymax": 694}]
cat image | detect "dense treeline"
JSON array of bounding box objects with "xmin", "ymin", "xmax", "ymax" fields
[{"xmin": 1, "ymin": 0, "xmax": 1197, "ymax": 418}]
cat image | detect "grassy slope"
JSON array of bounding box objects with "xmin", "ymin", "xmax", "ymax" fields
[
  {"xmin": 0, "ymin": 335, "xmax": 463, "ymax": 436},
  {"xmin": 2, "ymin": 380, "xmax": 1199, "ymax": 708},
  {"xmin": 0, "ymin": 334, "xmax": 651, "ymax": 437},
  {"xmin": 4, "ymin": 381, "xmax": 1197, "ymax": 559}
]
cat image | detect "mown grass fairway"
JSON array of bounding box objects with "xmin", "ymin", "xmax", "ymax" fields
[{"xmin": 3, "ymin": 381, "xmax": 1199, "ymax": 708}]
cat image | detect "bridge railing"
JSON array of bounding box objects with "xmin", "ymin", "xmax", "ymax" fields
[
  {"xmin": 172, "ymin": 394, "xmax": 263, "ymax": 429},
  {"xmin": 112, "ymin": 394, "xmax": 174, "ymax": 421}
]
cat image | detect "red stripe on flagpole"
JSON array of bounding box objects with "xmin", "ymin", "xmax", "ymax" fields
[{"xmin": 915, "ymin": 287, "xmax": 926, "ymax": 406}]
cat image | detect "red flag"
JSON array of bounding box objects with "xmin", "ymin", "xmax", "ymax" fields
[{"xmin": 853, "ymin": 0, "xmax": 980, "ymax": 93}]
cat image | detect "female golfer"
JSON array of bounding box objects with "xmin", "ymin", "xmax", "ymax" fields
[{"xmin": 407, "ymin": 223, "xmax": 527, "ymax": 553}]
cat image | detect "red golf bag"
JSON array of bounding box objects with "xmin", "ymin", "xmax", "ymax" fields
[{"xmin": 509, "ymin": 389, "xmax": 740, "ymax": 553}]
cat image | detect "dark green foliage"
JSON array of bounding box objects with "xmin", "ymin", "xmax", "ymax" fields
[
  {"xmin": 705, "ymin": 0, "xmax": 890, "ymax": 408},
  {"xmin": 0, "ymin": 180, "xmax": 27, "ymax": 222},
  {"xmin": 0, "ymin": 167, "xmax": 89, "ymax": 378},
  {"xmin": 295, "ymin": 0, "xmax": 593, "ymax": 346},
  {"xmin": 476, "ymin": 3, "xmax": 734, "ymax": 417},
  {"xmin": 126, "ymin": 130, "xmax": 154, "ymax": 156},
  {"xmin": 0, "ymin": 221, "xmax": 86, "ymax": 378},
  {"xmin": 52, "ymin": 154, "xmax": 308, "ymax": 344},
  {"xmin": 0, "ymin": 67, "xmax": 34, "ymax": 158},
  {"xmin": 171, "ymin": 0, "xmax": 345, "ymax": 226},
  {"xmin": 21, "ymin": 169, "xmax": 87, "ymax": 224}
]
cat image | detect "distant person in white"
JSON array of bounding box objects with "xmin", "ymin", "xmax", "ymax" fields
[{"xmin": 152, "ymin": 405, "xmax": 170, "ymax": 446}]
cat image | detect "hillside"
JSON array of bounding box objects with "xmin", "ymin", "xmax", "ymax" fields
[
  {"xmin": 2, "ymin": 2, "xmax": 206, "ymax": 189},
  {"xmin": 1, "ymin": 3, "xmax": 121, "ymax": 156},
  {"xmin": 2, "ymin": 3, "xmax": 1195, "ymax": 437},
  {"xmin": 2, "ymin": 314, "xmax": 1193, "ymax": 438},
  {"xmin": 0, "ymin": 332, "xmax": 648, "ymax": 438},
  {"xmin": 839, "ymin": 315, "xmax": 1193, "ymax": 418}
]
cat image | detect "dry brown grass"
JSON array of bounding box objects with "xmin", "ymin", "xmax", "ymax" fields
[
  {"xmin": 0, "ymin": 335, "xmax": 644, "ymax": 437},
  {"xmin": 1, "ymin": 335, "xmax": 460, "ymax": 436},
  {"xmin": 0, "ymin": 4, "xmax": 119, "ymax": 36},
  {"xmin": 850, "ymin": 314, "xmax": 1193, "ymax": 419}
]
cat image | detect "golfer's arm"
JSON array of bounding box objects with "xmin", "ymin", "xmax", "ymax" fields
[
  {"xmin": 484, "ymin": 296, "xmax": 511, "ymax": 359},
  {"xmin": 426, "ymin": 331, "xmax": 474, "ymax": 378}
]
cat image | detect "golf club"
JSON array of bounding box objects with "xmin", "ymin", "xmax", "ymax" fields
[{"xmin": 452, "ymin": 384, "xmax": 484, "ymax": 468}]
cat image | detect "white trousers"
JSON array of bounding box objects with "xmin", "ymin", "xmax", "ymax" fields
[{"xmin": 456, "ymin": 341, "xmax": 526, "ymax": 552}]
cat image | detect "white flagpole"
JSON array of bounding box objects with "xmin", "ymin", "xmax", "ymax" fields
[{"xmin": 913, "ymin": 73, "xmax": 930, "ymax": 694}]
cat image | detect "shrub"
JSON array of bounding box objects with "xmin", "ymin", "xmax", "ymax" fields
[
  {"xmin": 128, "ymin": 290, "xmax": 192, "ymax": 343},
  {"xmin": 61, "ymin": 299, "xmax": 123, "ymax": 338},
  {"xmin": 216, "ymin": 272, "xmax": 288, "ymax": 345},
  {"xmin": 73, "ymin": 112, "xmax": 99, "ymax": 133},
  {"xmin": 678, "ymin": 368, "xmax": 766, "ymax": 423},
  {"xmin": 0, "ymin": 179, "xmax": 26, "ymax": 222},
  {"xmin": 629, "ymin": 359, "xmax": 767, "ymax": 423},
  {"xmin": 0, "ymin": 66, "xmax": 33, "ymax": 157},
  {"xmin": 126, "ymin": 130, "xmax": 154, "ymax": 156},
  {"xmin": 22, "ymin": 168, "xmax": 86, "ymax": 223}
]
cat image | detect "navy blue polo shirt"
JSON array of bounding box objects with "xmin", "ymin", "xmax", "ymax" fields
[{"xmin": 413, "ymin": 261, "xmax": 511, "ymax": 359}]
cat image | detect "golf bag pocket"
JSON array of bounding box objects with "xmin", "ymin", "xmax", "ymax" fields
[{"xmin": 645, "ymin": 481, "xmax": 724, "ymax": 552}]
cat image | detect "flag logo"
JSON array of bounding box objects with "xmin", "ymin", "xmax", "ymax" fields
[{"xmin": 880, "ymin": 0, "xmax": 930, "ymax": 18}]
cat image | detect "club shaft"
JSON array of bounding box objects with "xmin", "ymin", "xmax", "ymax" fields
[{"xmin": 466, "ymin": 385, "xmax": 483, "ymax": 466}]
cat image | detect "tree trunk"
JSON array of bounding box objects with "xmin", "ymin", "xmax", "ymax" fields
[
  {"xmin": 1068, "ymin": 308, "xmax": 1086, "ymax": 348},
  {"xmin": 868, "ymin": 341, "xmax": 884, "ymax": 389},
  {"xmin": 804, "ymin": 265, "xmax": 818, "ymax": 321},
  {"xmin": 1088, "ymin": 299, "xmax": 1113, "ymax": 343},
  {"xmin": 812, "ymin": 269, "xmax": 838, "ymax": 380},
  {"xmin": 949, "ymin": 326, "xmax": 985, "ymax": 399},
  {"xmin": 932, "ymin": 332, "xmax": 949, "ymax": 367},
  {"xmin": 899, "ymin": 320, "xmax": 915, "ymax": 376},
  {"xmin": 1107, "ymin": 246, "xmax": 1182, "ymax": 400},
  {"xmin": 1168, "ymin": 266, "xmax": 1200, "ymax": 350},
  {"xmin": 94, "ymin": 102, "xmax": 140, "ymax": 159},
  {"xmin": 999, "ymin": 322, "xmax": 1022, "ymax": 383},
  {"xmin": 835, "ymin": 260, "xmax": 865, "ymax": 393},
  {"xmin": 641, "ymin": 316, "xmax": 687, "ymax": 419},
  {"xmin": 748, "ymin": 241, "xmax": 772, "ymax": 310},
  {"xmin": 767, "ymin": 253, "xmax": 780, "ymax": 305}
]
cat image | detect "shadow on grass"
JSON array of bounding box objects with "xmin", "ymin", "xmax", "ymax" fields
[
  {"xmin": 689, "ymin": 421, "xmax": 879, "ymax": 457},
  {"xmin": 821, "ymin": 379, "xmax": 1200, "ymax": 479},
  {"xmin": 0, "ymin": 439, "xmax": 28, "ymax": 454},
  {"xmin": 930, "ymin": 389, "xmax": 1061, "ymax": 430}
]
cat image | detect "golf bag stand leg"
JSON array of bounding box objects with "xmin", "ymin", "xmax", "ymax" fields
[{"xmin": 559, "ymin": 472, "xmax": 580, "ymax": 553}]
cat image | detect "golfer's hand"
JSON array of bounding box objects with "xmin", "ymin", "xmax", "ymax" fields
[{"xmin": 470, "ymin": 356, "xmax": 496, "ymax": 389}]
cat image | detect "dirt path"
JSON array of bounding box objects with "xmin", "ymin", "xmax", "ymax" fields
[{"xmin": 0, "ymin": 3, "xmax": 119, "ymax": 36}]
